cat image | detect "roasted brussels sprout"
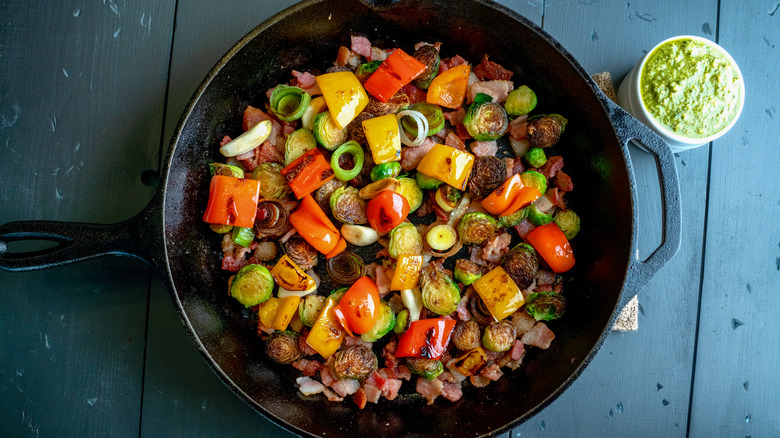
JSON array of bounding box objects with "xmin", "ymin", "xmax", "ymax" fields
[
  {"xmin": 229, "ymin": 264, "xmax": 274, "ymax": 307},
  {"xmin": 314, "ymin": 177, "xmax": 345, "ymax": 212},
  {"xmin": 498, "ymin": 206, "xmax": 528, "ymax": 228},
  {"xmin": 412, "ymin": 44, "xmax": 441, "ymax": 89},
  {"xmin": 454, "ymin": 259, "xmax": 483, "ymax": 286},
  {"xmin": 463, "ymin": 101, "xmax": 509, "ymax": 141},
  {"xmin": 406, "ymin": 357, "xmax": 444, "ymax": 380},
  {"xmin": 402, "ymin": 102, "xmax": 445, "ymax": 137},
  {"xmin": 504, "ymin": 85, "xmax": 538, "ymax": 116},
  {"xmin": 500, "ymin": 243, "xmax": 539, "ymax": 289},
  {"xmin": 420, "ymin": 262, "xmax": 461, "ymax": 316},
  {"xmin": 524, "ymin": 147, "xmax": 547, "ymax": 168},
  {"xmin": 284, "ymin": 128, "xmax": 317, "ymax": 166},
  {"xmin": 394, "ymin": 177, "xmax": 424, "ymax": 213},
  {"xmin": 326, "ymin": 251, "xmax": 366, "ymax": 286},
  {"xmin": 365, "ymin": 93, "xmax": 410, "ymax": 116},
  {"xmin": 355, "ymin": 60, "xmax": 381, "ymax": 82},
  {"xmin": 253, "ymin": 163, "xmax": 292, "ymax": 200},
  {"xmin": 457, "ymin": 212, "xmax": 500, "ymax": 245},
  {"xmin": 467, "ymin": 155, "xmax": 507, "ymax": 199},
  {"xmin": 451, "ymin": 320, "xmax": 482, "ymax": 351},
  {"xmin": 388, "ymin": 222, "xmax": 423, "ymax": 259},
  {"xmin": 313, "ymin": 111, "xmax": 348, "ymax": 151},
  {"xmin": 209, "ymin": 162, "xmax": 244, "ymax": 178},
  {"xmin": 482, "ymin": 320, "xmax": 517, "ymax": 352},
  {"xmin": 393, "ymin": 309, "xmax": 410, "ymax": 334},
  {"xmin": 209, "ymin": 223, "xmax": 233, "ymax": 234},
  {"xmin": 328, "ymin": 286, "xmax": 349, "ymax": 304},
  {"xmin": 527, "ymin": 114, "xmax": 568, "ymax": 148},
  {"xmin": 370, "ymin": 161, "xmax": 402, "ymax": 181},
  {"xmin": 265, "ymin": 331, "xmax": 302, "ymax": 364},
  {"xmin": 527, "ymin": 202, "xmax": 554, "ymax": 226},
  {"xmin": 415, "ymin": 173, "xmax": 442, "ymax": 193},
  {"xmin": 525, "ymin": 291, "xmax": 566, "ymax": 321},
  {"xmin": 283, "ymin": 235, "xmax": 318, "ymax": 271},
  {"xmin": 299, "ymin": 294, "xmax": 327, "ymax": 328},
  {"xmin": 330, "ymin": 186, "xmax": 368, "ymax": 225},
  {"xmin": 361, "ymin": 300, "xmax": 396, "ymax": 342},
  {"xmin": 520, "ymin": 170, "xmax": 548, "ymax": 194},
  {"xmin": 332, "ymin": 345, "xmax": 378, "ymax": 380},
  {"xmin": 554, "ymin": 209, "xmax": 581, "ymax": 240}
]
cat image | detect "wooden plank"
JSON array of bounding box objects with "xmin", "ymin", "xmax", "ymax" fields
[
  {"xmin": 511, "ymin": 1, "xmax": 716, "ymax": 436},
  {"xmin": 0, "ymin": 0, "xmax": 175, "ymax": 436},
  {"xmin": 688, "ymin": 1, "xmax": 780, "ymax": 436}
]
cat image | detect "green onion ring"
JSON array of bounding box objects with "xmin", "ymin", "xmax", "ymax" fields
[
  {"xmin": 269, "ymin": 85, "xmax": 311, "ymax": 122},
  {"xmin": 330, "ymin": 140, "xmax": 364, "ymax": 181}
]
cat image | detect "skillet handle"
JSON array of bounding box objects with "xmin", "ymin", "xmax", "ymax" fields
[
  {"xmin": 602, "ymin": 95, "xmax": 682, "ymax": 308},
  {"xmin": 0, "ymin": 192, "xmax": 166, "ymax": 274}
]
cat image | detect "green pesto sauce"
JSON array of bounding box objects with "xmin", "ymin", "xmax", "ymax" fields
[{"xmin": 640, "ymin": 38, "xmax": 741, "ymax": 138}]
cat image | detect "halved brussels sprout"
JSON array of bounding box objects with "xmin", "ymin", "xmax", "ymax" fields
[
  {"xmin": 209, "ymin": 162, "xmax": 244, "ymax": 178},
  {"xmin": 451, "ymin": 319, "xmax": 482, "ymax": 351},
  {"xmin": 299, "ymin": 294, "xmax": 327, "ymax": 328},
  {"xmin": 463, "ymin": 101, "xmax": 509, "ymax": 141},
  {"xmin": 330, "ymin": 186, "xmax": 368, "ymax": 225},
  {"xmin": 554, "ymin": 209, "xmax": 581, "ymax": 240},
  {"xmin": 393, "ymin": 309, "xmax": 410, "ymax": 334},
  {"xmin": 504, "ymin": 85, "xmax": 538, "ymax": 116},
  {"xmin": 313, "ymin": 111, "xmax": 348, "ymax": 150},
  {"xmin": 394, "ymin": 177, "xmax": 423, "ymax": 213},
  {"xmin": 527, "ymin": 202, "xmax": 554, "ymax": 226},
  {"xmin": 500, "ymin": 243, "xmax": 538, "ymax": 289},
  {"xmin": 229, "ymin": 264, "xmax": 274, "ymax": 307},
  {"xmin": 253, "ymin": 163, "xmax": 292, "ymax": 200},
  {"xmin": 370, "ymin": 161, "xmax": 402, "ymax": 181},
  {"xmin": 415, "ymin": 171, "xmax": 443, "ymax": 190},
  {"xmin": 420, "ymin": 262, "xmax": 460, "ymax": 316},
  {"xmin": 456, "ymin": 212, "xmax": 500, "ymax": 245},
  {"xmin": 388, "ymin": 222, "xmax": 423, "ymax": 259},
  {"xmin": 412, "ymin": 44, "xmax": 441, "ymax": 90},
  {"xmin": 527, "ymin": 114, "xmax": 568, "ymax": 148},
  {"xmin": 406, "ymin": 357, "xmax": 444, "ymax": 380},
  {"xmin": 454, "ymin": 259, "xmax": 482, "ymax": 286},
  {"xmin": 482, "ymin": 320, "xmax": 516, "ymax": 352},
  {"xmin": 284, "ymin": 128, "xmax": 317, "ymax": 166},
  {"xmin": 498, "ymin": 206, "xmax": 528, "ymax": 228},
  {"xmin": 525, "ymin": 291, "xmax": 566, "ymax": 321},
  {"xmin": 467, "ymin": 155, "xmax": 506, "ymax": 200},
  {"xmin": 520, "ymin": 170, "xmax": 548, "ymax": 194},
  {"xmin": 361, "ymin": 300, "xmax": 396, "ymax": 342},
  {"xmin": 265, "ymin": 331, "xmax": 302, "ymax": 364},
  {"xmin": 332, "ymin": 345, "xmax": 378, "ymax": 380}
]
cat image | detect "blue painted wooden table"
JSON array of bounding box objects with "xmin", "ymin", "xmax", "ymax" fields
[{"xmin": 1, "ymin": 1, "xmax": 777, "ymax": 436}]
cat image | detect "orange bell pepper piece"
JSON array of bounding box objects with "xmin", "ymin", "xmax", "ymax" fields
[
  {"xmin": 333, "ymin": 276, "xmax": 381, "ymax": 336},
  {"xmin": 482, "ymin": 173, "xmax": 536, "ymax": 216},
  {"xmin": 202, "ymin": 175, "xmax": 261, "ymax": 228},
  {"xmin": 289, "ymin": 195, "xmax": 340, "ymax": 254},
  {"xmin": 390, "ymin": 254, "xmax": 423, "ymax": 291},
  {"xmin": 281, "ymin": 148, "xmax": 335, "ymax": 199},
  {"xmin": 525, "ymin": 223, "xmax": 575, "ymax": 273},
  {"xmin": 499, "ymin": 186, "xmax": 542, "ymax": 218},
  {"xmin": 364, "ymin": 49, "xmax": 427, "ymax": 102},
  {"xmin": 426, "ymin": 64, "xmax": 470, "ymax": 109},
  {"xmin": 415, "ymin": 143, "xmax": 475, "ymax": 190},
  {"xmin": 325, "ymin": 236, "xmax": 347, "ymax": 259}
]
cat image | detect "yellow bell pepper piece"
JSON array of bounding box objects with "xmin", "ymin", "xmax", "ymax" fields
[
  {"xmin": 362, "ymin": 113, "xmax": 402, "ymax": 164},
  {"xmin": 271, "ymin": 255, "xmax": 316, "ymax": 291},
  {"xmin": 472, "ymin": 266, "xmax": 524, "ymax": 321},
  {"xmin": 415, "ymin": 143, "xmax": 475, "ymax": 190},
  {"xmin": 315, "ymin": 71, "xmax": 369, "ymax": 129},
  {"xmin": 305, "ymin": 297, "xmax": 345, "ymax": 359},
  {"xmin": 258, "ymin": 297, "xmax": 281, "ymax": 330},
  {"xmin": 449, "ymin": 346, "xmax": 488, "ymax": 377},
  {"xmin": 257, "ymin": 295, "xmax": 303, "ymax": 332},
  {"xmin": 390, "ymin": 254, "xmax": 423, "ymax": 291},
  {"xmin": 427, "ymin": 64, "xmax": 470, "ymax": 109}
]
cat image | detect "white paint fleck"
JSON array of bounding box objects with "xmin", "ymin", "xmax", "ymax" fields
[
  {"xmin": 52, "ymin": 167, "xmax": 60, "ymax": 176},
  {"xmin": 74, "ymin": 142, "xmax": 81, "ymax": 151},
  {"xmin": 113, "ymin": 27, "xmax": 121, "ymax": 38},
  {"xmin": 16, "ymin": 369, "xmax": 24, "ymax": 377},
  {"xmin": 73, "ymin": 8, "xmax": 81, "ymax": 17},
  {"xmin": 1, "ymin": 104, "xmax": 20, "ymax": 128},
  {"xmin": 49, "ymin": 114, "xmax": 56, "ymax": 132},
  {"xmin": 66, "ymin": 165, "xmax": 75, "ymax": 174},
  {"xmin": 55, "ymin": 188, "xmax": 63, "ymax": 201},
  {"xmin": 44, "ymin": 334, "xmax": 51, "ymax": 349},
  {"xmin": 104, "ymin": 0, "xmax": 120, "ymax": 16},
  {"xmin": 62, "ymin": 68, "xmax": 69, "ymax": 78},
  {"xmin": 201, "ymin": 397, "xmax": 208, "ymax": 410},
  {"xmin": 87, "ymin": 397, "xmax": 99, "ymax": 406}
]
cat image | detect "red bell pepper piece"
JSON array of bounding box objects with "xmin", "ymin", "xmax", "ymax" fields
[
  {"xmin": 333, "ymin": 276, "xmax": 381, "ymax": 336},
  {"xmin": 525, "ymin": 222, "xmax": 575, "ymax": 273},
  {"xmin": 289, "ymin": 194, "xmax": 340, "ymax": 254},
  {"xmin": 364, "ymin": 49, "xmax": 427, "ymax": 102},
  {"xmin": 202, "ymin": 175, "xmax": 261, "ymax": 228},
  {"xmin": 366, "ymin": 190, "xmax": 410, "ymax": 233},
  {"xmin": 395, "ymin": 318, "xmax": 456, "ymax": 360},
  {"xmin": 281, "ymin": 148, "xmax": 336, "ymax": 199}
]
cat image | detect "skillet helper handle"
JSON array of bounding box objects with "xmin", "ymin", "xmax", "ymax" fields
[
  {"xmin": 606, "ymin": 98, "xmax": 682, "ymax": 307},
  {"xmin": 0, "ymin": 198, "xmax": 166, "ymax": 273}
]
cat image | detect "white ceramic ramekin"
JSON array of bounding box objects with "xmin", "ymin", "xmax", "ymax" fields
[{"xmin": 617, "ymin": 35, "xmax": 745, "ymax": 153}]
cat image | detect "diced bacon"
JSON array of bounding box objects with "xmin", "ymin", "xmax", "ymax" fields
[
  {"xmin": 236, "ymin": 140, "xmax": 283, "ymax": 171},
  {"xmin": 345, "ymin": 336, "xmax": 372, "ymax": 348},
  {"xmin": 376, "ymin": 247, "xmax": 390, "ymax": 259},
  {"xmin": 322, "ymin": 387, "xmax": 344, "ymax": 402},
  {"xmin": 455, "ymin": 286, "xmax": 474, "ymax": 321},
  {"xmin": 521, "ymin": 322, "xmax": 556, "ymax": 349},
  {"xmin": 539, "ymin": 155, "xmax": 564, "ymax": 178},
  {"xmin": 439, "ymin": 54, "xmax": 468, "ymax": 72},
  {"xmin": 400, "ymin": 137, "xmax": 436, "ymax": 171},
  {"xmin": 455, "ymin": 122, "xmax": 472, "ymax": 140},
  {"xmin": 375, "ymin": 264, "xmax": 392, "ymax": 298},
  {"xmin": 513, "ymin": 218, "xmax": 536, "ymax": 238},
  {"xmin": 367, "ymin": 370, "xmax": 387, "ymax": 389},
  {"xmin": 221, "ymin": 234, "xmax": 252, "ymax": 272},
  {"xmin": 320, "ymin": 363, "xmax": 337, "ymax": 387},
  {"xmin": 336, "ymin": 46, "xmax": 352, "ymax": 66},
  {"xmin": 555, "ymin": 170, "xmax": 574, "ymax": 192},
  {"xmin": 296, "ymin": 376, "xmax": 327, "ymax": 396},
  {"xmin": 385, "ymin": 364, "xmax": 412, "ymax": 381},
  {"xmin": 353, "ymin": 388, "xmax": 368, "ymax": 409},
  {"xmin": 468, "ymin": 80, "xmax": 514, "ymax": 103},
  {"xmin": 444, "ymin": 108, "xmax": 466, "ymax": 126},
  {"xmin": 363, "ymin": 383, "xmax": 382, "ymax": 403},
  {"xmin": 470, "ymin": 140, "xmax": 498, "ymax": 157},
  {"xmin": 351, "ymin": 35, "xmax": 372, "ymax": 58},
  {"xmin": 479, "ymin": 363, "xmax": 504, "ymax": 381},
  {"xmin": 511, "ymin": 311, "xmax": 537, "ymax": 336},
  {"xmin": 440, "ymin": 381, "xmax": 464, "ymax": 402},
  {"xmin": 534, "ymin": 194, "xmax": 556, "ymax": 215},
  {"xmin": 445, "ymin": 131, "xmax": 467, "ymax": 151},
  {"xmin": 242, "ymin": 105, "xmax": 272, "ymax": 132},
  {"xmin": 282, "ymin": 124, "xmax": 296, "ymax": 137},
  {"xmin": 510, "ymin": 340, "xmax": 525, "ymax": 361},
  {"xmin": 469, "ymin": 246, "xmax": 490, "ymax": 267},
  {"xmin": 469, "ymin": 374, "xmax": 491, "ymax": 388},
  {"xmin": 381, "ymin": 378, "xmax": 402, "ymax": 400},
  {"xmin": 503, "ymin": 157, "xmax": 524, "ymax": 179},
  {"xmin": 291, "ymin": 70, "xmax": 317, "ymax": 88},
  {"xmin": 220, "ymin": 135, "xmax": 232, "ymax": 147},
  {"xmin": 331, "ymin": 378, "xmax": 361, "ymax": 397},
  {"xmin": 536, "ymin": 269, "xmax": 557, "ymax": 285},
  {"xmin": 481, "ymin": 232, "xmax": 511, "ymax": 264},
  {"xmin": 415, "ymin": 377, "xmax": 444, "ymax": 405},
  {"xmin": 473, "ymin": 55, "xmax": 514, "ymax": 81},
  {"xmin": 546, "ymin": 187, "xmax": 567, "ymax": 210},
  {"xmin": 508, "ymin": 115, "xmax": 528, "ymax": 140},
  {"xmin": 291, "ymin": 358, "xmax": 322, "ymax": 376},
  {"xmin": 400, "ymin": 82, "xmax": 427, "ymax": 103},
  {"xmin": 382, "ymin": 340, "xmax": 400, "ymax": 370}
]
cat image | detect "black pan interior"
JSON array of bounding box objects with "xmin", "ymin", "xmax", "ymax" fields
[{"xmin": 162, "ymin": 0, "xmax": 634, "ymax": 436}]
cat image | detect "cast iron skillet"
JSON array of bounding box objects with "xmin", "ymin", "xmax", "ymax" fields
[{"xmin": 0, "ymin": 0, "xmax": 681, "ymax": 436}]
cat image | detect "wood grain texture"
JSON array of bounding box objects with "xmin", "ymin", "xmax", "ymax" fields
[
  {"xmin": 688, "ymin": 0, "xmax": 780, "ymax": 436},
  {"xmin": 510, "ymin": 1, "xmax": 716, "ymax": 436},
  {"xmin": 0, "ymin": 0, "xmax": 174, "ymax": 436}
]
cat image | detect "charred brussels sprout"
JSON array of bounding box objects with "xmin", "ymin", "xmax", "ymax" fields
[
  {"xmin": 498, "ymin": 206, "xmax": 528, "ymax": 228},
  {"xmin": 394, "ymin": 177, "xmax": 424, "ymax": 213},
  {"xmin": 415, "ymin": 171, "xmax": 443, "ymax": 190},
  {"xmin": 504, "ymin": 85, "xmax": 538, "ymax": 116},
  {"xmin": 468, "ymin": 155, "xmax": 507, "ymax": 200},
  {"xmin": 313, "ymin": 111, "xmax": 348, "ymax": 151},
  {"xmin": 457, "ymin": 212, "xmax": 500, "ymax": 245},
  {"xmin": 283, "ymin": 235, "xmax": 318, "ymax": 271},
  {"xmin": 412, "ymin": 44, "xmax": 441, "ymax": 89},
  {"xmin": 284, "ymin": 128, "xmax": 317, "ymax": 166},
  {"xmin": 406, "ymin": 357, "xmax": 444, "ymax": 380},
  {"xmin": 388, "ymin": 222, "xmax": 423, "ymax": 259},
  {"xmin": 253, "ymin": 163, "xmax": 292, "ymax": 200},
  {"xmin": 500, "ymin": 243, "xmax": 539, "ymax": 289},
  {"xmin": 209, "ymin": 162, "xmax": 244, "ymax": 178},
  {"xmin": 265, "ymin": 331, "xmax": 302, "ymax": 364},
  {"xmin": 370, "ymin": 161, "xmax": 402, "ymax": 181},
  {"xmin": 554, "ymin": 209, "xmax": 581, "ymax": 240},
  {"xmin": 482, "ymin": 320, "xmax": 517, "ymax": 352},
  {"xmin": 330, "ymin": 186, "xmax": 368, "ymax": 225},
  {"xmin": 525, "ymin": 291, "xmax": 566, "ymax": 321},
  {"xmin": 420, "ymin": 263, "xmax": 461, "ymax": 315},
  {"xmin": 314, "ymin": 178, "xmax": 345, "ymax": 212},
  {"xmin": 299, "ymin": 294, "xmax": 327, "ymax": 328},
  {"xmin": 355, "ymin": 60, "xmax": 381, "ymax": 82},
  {"xmin": 527, "ymin": 114, "xmax": 568, "ymax": 148},
  {"xmin": 451, "ymin": 320, "xmax": 482, "ymax": 351},
  {"xmin": 332, "ymin": 345, "xmax": 378, "ymax": 380},
  {"xmin": 229, "ymin": 264, "xmax": 274, "ymax": 307},
  {"xmin": 454, "ymin": 259, "xmax": 482, "ymax": 286},
  {"xmin": 463, "ymin": 101, "xmax": 509, "ymax": 141}
]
